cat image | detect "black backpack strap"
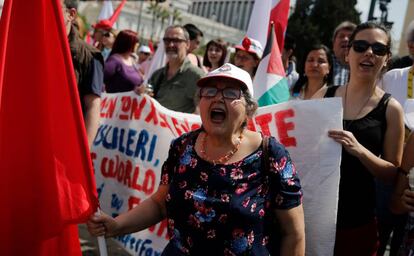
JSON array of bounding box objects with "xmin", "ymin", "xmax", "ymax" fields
[
  {"xmin": 262, "ymin": 135, "xmax": 270, "ymax": 174},
  {"xmin": 324, "ymin": 85, "xmax": 340, "ymax": 98}
]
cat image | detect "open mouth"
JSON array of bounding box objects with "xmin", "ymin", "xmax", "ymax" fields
[
  {"xmin": 359, "ymin": 61, "xmax": 374, "ymax": 68},
  {"xmin": 210, "ymin": 108, "xmax": 226, "ymax": 123}
]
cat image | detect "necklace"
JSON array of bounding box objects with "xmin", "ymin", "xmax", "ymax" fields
[
  {"xmin": 343, "ymin": 84, "xmax": 375, "ymax": 130},
  {"xmin": 200, "ymin": 131, "xmax": 244, "ymax": 165},
  {"xmin": 408, "ymin": 68, "xmax": 413, "ymax": 98}
]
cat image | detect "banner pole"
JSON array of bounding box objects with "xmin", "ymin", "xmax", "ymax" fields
[{"xmin": 96, "ymin": 209, "xmax": 108, "ymax": 256}]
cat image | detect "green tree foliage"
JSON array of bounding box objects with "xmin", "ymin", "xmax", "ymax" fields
[{"xmin": 287, "ymin": 0, "xmax": 361, "ymax": 73}]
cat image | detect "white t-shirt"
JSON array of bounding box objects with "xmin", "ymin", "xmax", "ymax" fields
[{"xmin": 379, "ymin": 66, "xmax": 413, "ymax": 106}]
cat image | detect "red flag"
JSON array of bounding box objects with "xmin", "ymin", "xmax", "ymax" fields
[
  {"xmin": 148, "ymin": 40, "xmax": 155, "ymax": 53},
  {"xmin": 92, "ymin": 0, "xmax": 126, "ymax": 30},
  {"xmin": 269, "ymin": 0, "xmax": 290, "ymax": 51},
  {"xmin": 246, "ymin": 0, "xmax": 290, "ymax": 56},
  {"xmin": 0, "ymin": 0, "xmax": 98, "ymax": 255},
  {"xmin": 108, "ymin": 0, "xmax": 127, "ymax": 26}
]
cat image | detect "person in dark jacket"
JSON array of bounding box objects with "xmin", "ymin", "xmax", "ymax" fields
[{"xmin": 62, "ymin": 0, "xmax": 104, "ymax": 148}]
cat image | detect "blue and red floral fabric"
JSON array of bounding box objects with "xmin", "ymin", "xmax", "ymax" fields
[{"xmin": 160, "ymin": 130, "xmax": 302, "ymax": 255}]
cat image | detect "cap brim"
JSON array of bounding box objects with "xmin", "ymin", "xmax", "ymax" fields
[
  {"xmin": 197, "ymin": 75, "xmax": 248, "ymax": 91},
  {"xmin": 234, "ymin": 45, "xmax": 260, "ymax": 57}
]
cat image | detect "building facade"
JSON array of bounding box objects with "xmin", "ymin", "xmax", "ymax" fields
[
  {"xmin": 78, "ymin": 1, "xmax": 245, "ymax": 45},
  {"xmin": 398, "ymin": 0, "xmax": 414, "ymax": 56},
  {"xmin": 189, "ymin": 0, "xmax": 255, "ymax": 31}
]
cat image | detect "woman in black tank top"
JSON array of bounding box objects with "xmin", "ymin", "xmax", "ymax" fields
[{"xmin": 317, "ymin": 22, "xmax": 405, "ymax": 256}]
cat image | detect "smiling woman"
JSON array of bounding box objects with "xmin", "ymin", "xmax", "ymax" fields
[
  {"xmin": 313, "ymin": 21, "xmax": 405, "ymax": 256},
  {"xmin": 87, "ymin": 63, "xmax": 306, "ymax": 256}
]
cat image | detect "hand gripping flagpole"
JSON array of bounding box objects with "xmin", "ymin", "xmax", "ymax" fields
[{"xmin": 96, "ymin": 209, "xmax": 108, "ymax": 256}]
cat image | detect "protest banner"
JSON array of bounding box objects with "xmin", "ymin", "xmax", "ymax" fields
[{"xmin": 91, "ymin": 92, "xmax": 342, "ymax": 256}]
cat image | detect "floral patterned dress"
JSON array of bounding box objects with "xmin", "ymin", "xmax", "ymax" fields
[{"xmin": 160, "ymin": 130, "xmax": 302, "ymax": 255}]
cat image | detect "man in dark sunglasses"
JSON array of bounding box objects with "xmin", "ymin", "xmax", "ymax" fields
[
  {"xmin": 330, "ymin": 21, "xmax": 356, "ymax": 86},
  {"xmin": 148, "ymin": 25, "xmax": 205, "ymax": 114}
]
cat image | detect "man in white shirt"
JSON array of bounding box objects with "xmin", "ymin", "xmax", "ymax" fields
[{"xmin": 380, "ymin": 20, "xmax": 414, "ymax": 106}]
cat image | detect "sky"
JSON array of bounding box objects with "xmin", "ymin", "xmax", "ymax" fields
[{"xmin": 356, "ymin": 0, "xmax": 409, "ymax": 42}]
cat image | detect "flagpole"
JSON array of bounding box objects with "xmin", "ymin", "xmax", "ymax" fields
[{"xmin": 96, "ymin": 209, "xmax": 108, "ymax": 256}]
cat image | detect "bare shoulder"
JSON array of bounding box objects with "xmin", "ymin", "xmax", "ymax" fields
[
  {"xmin": 243, "ymin": 130, "xmax": 263, "ymax": 151},
  {"xmin": 187, "ymin": 53, "xmax": 198, "ymax": 66},
  {"xmin": 386, "ymin": 96, "xmax": 404, "ymax": 117}
]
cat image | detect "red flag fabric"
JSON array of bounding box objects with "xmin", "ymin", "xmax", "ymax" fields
[
  {"xmin": 108, "ymin": 0, "xmax": 127, "ymax": 26},
  {"xmin": 246, "ymin": 0, "xmax": 290, "ymax": 57},
  {"xmin": 270, "ymin": 0, "xmax": 290, "ymax": 51},
  {"xmin": 0, "ymin": 0, "xmax": 98, "ymax": 255}
]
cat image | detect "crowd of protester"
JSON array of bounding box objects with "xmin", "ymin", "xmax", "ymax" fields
[{"xmin": 61, "ymin": 0, "xmax": 414, "ymax": 254}]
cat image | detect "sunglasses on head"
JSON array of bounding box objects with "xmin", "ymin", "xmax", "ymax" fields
[
  {"xmin": 200, "ymin": 86, "xmax": 242, "ymax": 100},
  {"xmin": 350, "ymin": 40, "xmax": 389, "ymax": 56}
]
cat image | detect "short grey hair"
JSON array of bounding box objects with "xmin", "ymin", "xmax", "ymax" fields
[
  {"xmin": 332, "ymin": 21, "xmax": 357, "ymax": 41},
  {"xmin": 63, "ymin": 0, "xmax": 78, "ymax": 10},
  {"xmin": 165, "ymin": 25, "xmax": 190, "ymax": 41}
]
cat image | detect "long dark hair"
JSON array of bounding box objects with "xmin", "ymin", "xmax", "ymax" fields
[
  {"xmin": 292, "ymin": 44, "xmax": 332, "ymax": 95},
  {"xmin": 110, "ymin": 30, "xmax": 139, "ymax": 56},
  {"xmin": 349, "ymin": 21, "xmax": 392, "ymax": 49},
  {"xmin": 203, "ymin": 39, "xmax": 227, "ymax": 68},
  {"xmin": 348, "ymin": 21, "xmax": 392, "ymax": 76}
]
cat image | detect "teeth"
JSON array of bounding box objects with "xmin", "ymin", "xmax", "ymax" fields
[{"xmin": 360, "ymin": 62, "xmax": 373, "ymax": 66}]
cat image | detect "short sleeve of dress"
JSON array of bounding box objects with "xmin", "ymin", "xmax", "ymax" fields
[
  {"xmin": 267, "ymin": 137, "xmax": 302, "ymax": 210},
  {"xmin": 159, "ymin": 131, "xmax": 197, "ymax": 186},
  {"xmin": 159, "ymin": 138, "xmax": 179, "ymax": 186}
]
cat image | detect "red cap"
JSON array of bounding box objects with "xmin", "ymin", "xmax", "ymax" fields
[{"xmin": 92, "ymin": 19, "xmax": 112, "ymax": 31}]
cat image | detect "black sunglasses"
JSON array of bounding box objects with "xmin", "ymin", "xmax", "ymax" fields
[
  {"xmin": 350, "ymin": 40, "xmax": 389, "ymax": 56},
  {"xmin": 199, "ymin": 86, "xmax": 242, "ymax": 100},
  {"xmin": 163, "ymin": 37, "xmax": 187, "ymax": 44},
  {"xmin": 103, "ymin": 32, "xmax": 111, "ymax": 37}
]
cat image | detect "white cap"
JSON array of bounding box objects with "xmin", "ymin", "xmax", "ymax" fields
[
  {"xmin": 138, "ymin": 45, "xmax": 151, "ymax": 54},
  {"xmin": 197, "ymin": 63, "xmax": 253, "ymax": 97},
  {"xmin": 234, "ymin": 36, "xmax": 264, "ymax": 59}
]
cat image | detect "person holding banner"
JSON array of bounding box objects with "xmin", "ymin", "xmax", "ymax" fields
[
  {"xmin": 87, "ymin": 63, "xmax": 305, "ymax": 255},
  {"xmin": 315, "ymin": 22, "xmax": 405, "ymax": 255},
  {"xmin": 291, "ymin": 44, "xmax": 332, "ymax": 100},
  {"xmin": 391, "ymin": 132, "xmax": 414, "ymax": 254},
  {"xmin": 104, "ymin": 29, "xmax": 144, "ymax": 93}
]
